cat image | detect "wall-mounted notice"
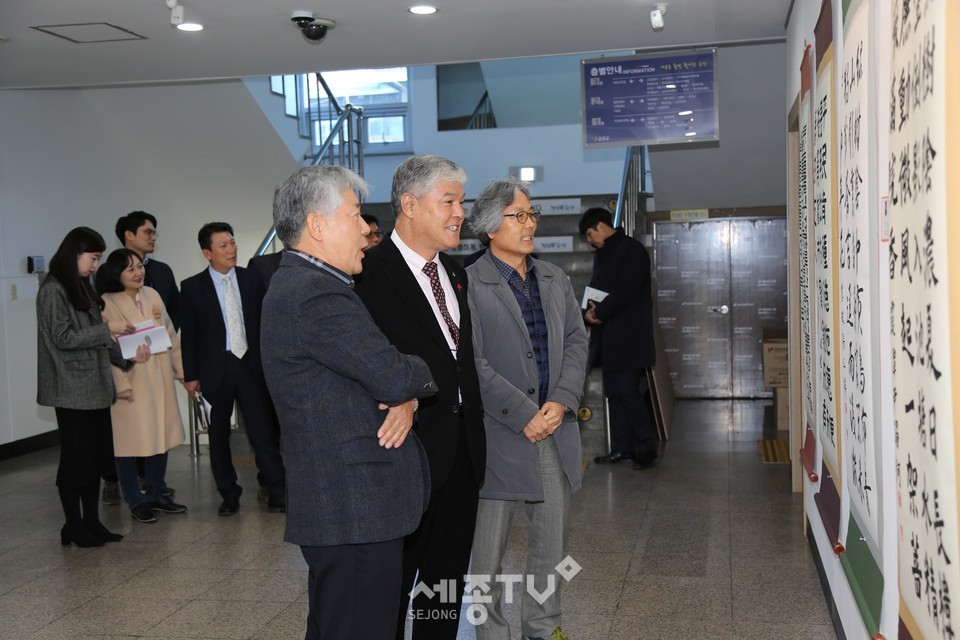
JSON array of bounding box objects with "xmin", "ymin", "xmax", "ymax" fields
[
  {"xmin": 814, "ymin": 4, "xmax": 842, "ymax": 478},
  {"xmin": 890, "ymin": 1, "xmax": 960, "ymax": 637},
  {"xmin": 839, "ymin": 0, "xmax": 880, "ymax": 549},
  {"xmin": 581, "ymin": 49, "xmax": 718, "ymax": 149}
]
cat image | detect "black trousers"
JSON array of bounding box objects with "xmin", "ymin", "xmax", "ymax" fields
[
  {"xmin": 301, "ymin": 538, "xmax": 404, "ymax": 640},
  {"xmin": 603, "ymin": 367, "xmax": 656, "ymax": 457},
  {"xmin": 55, "ymin": 407, "xmax": 115, "ymax": 488},
  {"xmin": 208, "ymin": 353, "xmax": 285, "ymax": 502},
  {"xmin": 397, "ymin": 413, "xmax": 480, "ymax": 640}
]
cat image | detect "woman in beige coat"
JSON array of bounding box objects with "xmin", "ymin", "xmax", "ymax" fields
[{"xmin": 96, "ymin": 249, "xmax": 188, "ymax": 523}]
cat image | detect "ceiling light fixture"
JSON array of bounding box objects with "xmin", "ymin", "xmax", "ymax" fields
[
  {"xmin": 166, "ymin": 0, "xmax": 203, "ymax": 31},
  {"xmin": 409, "ymin": 5, "xmax": 438, "ymax": 15},
  {"xmin": 678, "ymin": 110, "xmax": 693, "ymax": 116}
]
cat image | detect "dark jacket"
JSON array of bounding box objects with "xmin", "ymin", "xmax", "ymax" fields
[
  {"xmin": 179, "ymin": 266, "xmax": 266, "ymax": 393},
  {"xmin": 143, "ymin": 258, "xmax": 180, "ymax": 331},
  {"xmin": 262, "ymin": 252, "xmax": 436, "ymax": 546},
  {"xmin": 355, "ymin": 235, "xmax": 486, "ymax": 487},
  {"xmin": 587, "ymin": 229, "xmax": 656, "ymax": 371},
  {"xmin": 246, "ymin": 251, "xmax": 284, "ymax": 293}
]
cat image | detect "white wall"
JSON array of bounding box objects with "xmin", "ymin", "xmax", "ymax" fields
[{"xmin": 0, "ymin": 80, "xmax": 299, "ymax": 445}]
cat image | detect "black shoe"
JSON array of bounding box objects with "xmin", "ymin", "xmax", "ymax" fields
[
  {"xmin": 131, "ymin": 503, "xmax": 158, "ymax": 523},
  {"xmin": 60, "ymin": 523, "xmax": 106, "ymax": 548},
  {"xmin": 267, "ymin": 499, "xmax": 286, "ymax": 514},
  {"xmin": 162, "ymin": 486, "xmax": 176, "ymax": 498},
  {"xmin": 257, "ymin": 486, "xmax": 270, "ymax": 503},
  {"xmin": 633, "ymin": 452, "xmax": 659, "ymax": 470},
  {"xmin": 218, "ymin": 499, "xmax": 240, "ymax": 517},
  {"xmin": 593, "ymin": 451, "xmax": 633, "ymax": 464},
  {"xmin": 150, "ymin": 496, "xmax": 187, "ymax": 513},
  {"xmin": 85, "ymin": 520, "xmax": 124, "ymax": 542}
]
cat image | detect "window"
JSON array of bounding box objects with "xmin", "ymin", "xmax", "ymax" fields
[{"xmin": 309, "ymin": 68, "xmax": 411, "ymax": 155}]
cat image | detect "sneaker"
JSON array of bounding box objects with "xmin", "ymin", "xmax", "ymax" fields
[
  {"xmin": 131, "ymin": 503, "xmax": 157, "ymax": 523},
  {"xmin": 102, "ymin": 480, "xmax": 121, "ymax": 506},
  {"xmin": 149, "ymin": 496, "xmax": 188, "ymax": 513}
]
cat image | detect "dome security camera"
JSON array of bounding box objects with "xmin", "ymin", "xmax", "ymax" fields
[
  {"xmin": 291, "ymin": 11, "xmax": 336, "ymax": 42},
  {"xmin": 651, "ymin": 3, "xmax": 667, "ymax": 30}
]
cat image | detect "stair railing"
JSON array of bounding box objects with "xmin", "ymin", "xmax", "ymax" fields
[
  {"xmin": 255, "ymin": 72, "xmax": 365, "ymax": 256},
  {"xmin": 613, "ymin": 145, "xmax": 652, "ymax": 237}
]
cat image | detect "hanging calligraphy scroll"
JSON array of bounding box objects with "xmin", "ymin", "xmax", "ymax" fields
[
  {"xmin": 813, "ymin": 0, "xmax": 843, "ymax": 485},
  {"xmin": 839, "ymin": 0, "xmax": 880, "ymax": 551},
  {"xmin": 799, "ymin": 43, "xmax": 819, "ymax": 470},
  {"xmin": 890, "ymin": 0, "xmax": 960, "ymax": 637}
]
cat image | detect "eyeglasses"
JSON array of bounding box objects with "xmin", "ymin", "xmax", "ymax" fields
[
  {"xmin": 142, "ymin": 229, "xmax": 158, "ymax": 237},
  {"xmin": 367, "ymin": 230, "xmax": 382, "ymax": 238},
  {"xmin": 502, "ymin": 210, "xmax": 540, "ymax": 224}
]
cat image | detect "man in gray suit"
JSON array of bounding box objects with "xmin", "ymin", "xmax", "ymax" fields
[
  {"xmin": 465, "ymin": 177, "xmax": 587, "ymax": 640},
  {"xmin": 261, "ymin": 165, "xmax": 437, "ymax": 640}
]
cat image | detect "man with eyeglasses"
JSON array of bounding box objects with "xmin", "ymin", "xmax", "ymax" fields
[
  {"xmin": 361, "ymin": 213, "xmax": 383, "ymax": 251},
  {"xmin": 578, "ymin": 207, "xmax": 658, "ymax": 470},
  {"xmin": 465, "ymin": 177, "xmax": 586, "ymax": 640},
  {"xmin": 115, "ymin": 211, "xmax": 180, "ymax": 330}
]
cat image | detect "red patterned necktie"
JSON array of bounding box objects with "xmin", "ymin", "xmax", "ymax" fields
[{"xmin": 422, "ymin": 261, "xmax": 460, "ymax": 352}]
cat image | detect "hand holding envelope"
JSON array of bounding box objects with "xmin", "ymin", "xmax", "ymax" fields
[{"xmin": 118, "ymin": 320, "xmax": 172, "ymax": 359}]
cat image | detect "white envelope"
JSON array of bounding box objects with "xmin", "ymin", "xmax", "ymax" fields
[
  {"xmin": 581, "ymin": 285, "xmax": 609, "ymax": 310},
  {"xmin": 118, "ymin": 323, "xmax": 172, "ymax": 359}
]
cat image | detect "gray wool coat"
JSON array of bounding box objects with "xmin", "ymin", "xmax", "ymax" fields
[
  {"xmin": 36, "ymin": 277, "xmax": 127, "ymax": 410},
  {"xmin": 466, "ymin": 252, "xmax": 588, "ymax": 501}
]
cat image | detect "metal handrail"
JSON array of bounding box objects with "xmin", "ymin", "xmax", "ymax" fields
[
  {"xmin": 255, "ymin": 98, "xmax": 365, "ymax": 257},
  {"xmin": 466, "ymin": 91, "xmax": 496, "ymax": 130},
  {"xmin": 613, "ymin": 145, "xmax": 652, "ymax": 237}
]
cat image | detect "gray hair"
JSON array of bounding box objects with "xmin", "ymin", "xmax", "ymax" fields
[
  {"xmin": 273, "ymin": 166, "xmax": 369, "ymax": 248},
  {"xmin": 468, "ymin": 176, "xmax": 532, "ymax": 245},
  {"xmin": 390, "ymin": 155, "xmax": 467, "ymax": 217}
]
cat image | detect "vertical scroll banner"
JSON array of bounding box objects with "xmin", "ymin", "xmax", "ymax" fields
[
  {"xmin": 837, "ymin": 1, "xmax": 883, "ymax": 634},
  {"xmin": 799, "ymin": 43, "xmax": 820, "ymax": 472},
  {"xmin": 891, "ymin": 0, "xmax": 960, "ymax": 638},
  {"xmin": 839, "ymin": 0, "xmax": 880, "ymax": 550},
  {"xmin": 813, "ymin": 0, "xmax": 843, "ymax": 488}
]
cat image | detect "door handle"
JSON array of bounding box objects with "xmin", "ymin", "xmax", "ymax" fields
[{"xmin": 707, "ymin": 305, "xmax": 729, "ymax": 315}]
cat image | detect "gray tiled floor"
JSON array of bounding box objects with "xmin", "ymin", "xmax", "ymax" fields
[{"xmin": 0, "ymin": 400, "xmax": 834, "ymax": 639}]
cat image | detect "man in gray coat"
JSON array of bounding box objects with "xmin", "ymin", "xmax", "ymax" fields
[
  {"xmin": 261, "ymin": 165, "xmax": 437, "ymax": 640},
  {"xmin": 465, "ymin": 177, "xmax": 588, "ymax": 640}
]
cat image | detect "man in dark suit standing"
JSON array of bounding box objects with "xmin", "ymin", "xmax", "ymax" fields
[
  {"xmin": 246, "ymin": 250, "xmax": 283, "ymax": 292},
  {"xmin": 180, "ymin": 222, "xmax": 286, "ymax": 515},
  {"xmin": 356, "ymin": 155, "xmax": 486, "ymax": 640},
  {"xmin": 114, "ymin": 211, "xmax": 181, "ymax": 330},
  {"xmin": 263, "ymin": 165, "xmax": 437, "ymax": 640},
  {"xmin": 579, "ymin": 207, "xmax": 658, "ymax": 469}
]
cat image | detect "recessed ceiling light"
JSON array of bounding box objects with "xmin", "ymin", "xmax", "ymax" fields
[
  {"xmin": 176, "ymin": 22, "xmax": 203, "ymax": 31},
  {"xmin": 685, "ymin": 131, "xmax": 697, "ymax": 137},
  {"xmin": 678, "ymin": 110, "xmax": 692, "ymax": 116},
  {"xmin": 664, "ymin": 83, "xmax": 676, "ymax": 89},
  {"xmin": 409, "ymin": 5, "xmax": 438, "ymax": 15}
]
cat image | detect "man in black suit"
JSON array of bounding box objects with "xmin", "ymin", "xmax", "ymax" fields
[
  {"xmin": 180, "ymin": 222, "xmax": 286, "ymax": 515},
  {"xmin": 579, "ymin": 207, "xmax": 658, "ymax": 470},
  {"xmin": 115, "ymin": 211, "xmax": 181, "ymax": 330},
  {"xmin": 246, "ymin": 250, "xmax": 283, "ymax": 292},
  {"xmin": 355, "ymin": 155, "xmax": 486, "ymax": 640}
]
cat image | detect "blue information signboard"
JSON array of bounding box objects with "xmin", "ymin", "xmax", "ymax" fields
[{"xmin": 581, "ymin": 49, "xmax": 719, "ymax": 149}]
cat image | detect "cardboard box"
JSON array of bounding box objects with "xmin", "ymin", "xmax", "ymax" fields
[
  {"xmin": 775, "ymin": 386, "xmax": 789, "ymax": 430},
  {"xmin": 762, "ymin": 339, "xmax": 789, "ymax": 387}
]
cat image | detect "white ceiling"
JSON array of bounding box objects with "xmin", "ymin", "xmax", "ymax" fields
[{"xmin": 0, "ymin": 0, "xmax": 791, "ymax": 89}]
